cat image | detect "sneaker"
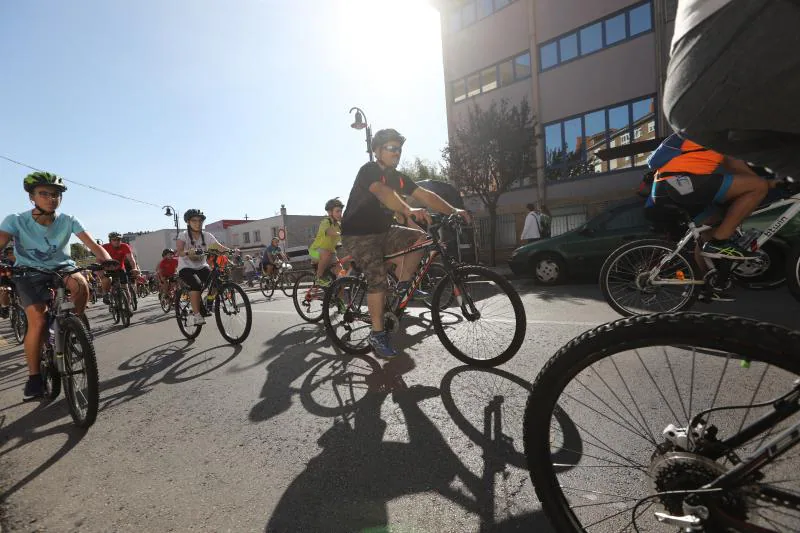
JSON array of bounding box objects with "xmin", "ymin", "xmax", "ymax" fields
[
  {"xmin": 191, "ymin": 313, "xmax": 206, "ymax": 326},
  {"xmin": 701, "ymin": 239, "xmax": 759, "ymax": 261},
  {"xmin": 368, "ymin": 331, "xmax": 398, "ymax": 359},
  {"xmin": 315, "ymin": 276, "xmax": 331, "ymax": 288},
  {"xmin": 23, "ymin": 375, "xmax": 44, "ymax": 401}
]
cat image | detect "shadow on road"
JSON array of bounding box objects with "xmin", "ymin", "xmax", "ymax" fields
[{"xmin": 265, "ymin": 359, "xmax": 558, "ymax": 532}]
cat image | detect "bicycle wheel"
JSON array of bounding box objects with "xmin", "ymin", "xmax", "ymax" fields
[
  {"xmin": 421, "ymin": 262, "xmax": 453, "ymax": 310},
  {"xmin": 12, "ymin": 304, "xmax": 26, "ymax": 345},
  {"xmin": 61, "ymin": 315, "xmax": 99, "ymax": 428},
  {"xmin": 280, "ymin": 273, "xmax": 294, "ymax": 297},
  {"xmin": 160, "ymin": 290, "xmax": 172, "ymax": 313},
  {"xmin": 110, "ymin": 291, "xmax": 121, "ymax": 324},
  {"xmin": 431, "ymin": 265, "xmax": 525, "ymax": 367},
  {"xmin": 175, "ymin": 287, "xmax": 202, "ymax": 339},
  {"xmin": 293, "ymin": 272, "xmax": 325, "ymax": 323},
  {"xmin": 260, "ymin": 275, "xmax": 275, "ymax": 298},
  {"xmin": 322, "ymin": 275, "xmax": 372, "ymax": 355},
  {"xmin": 40, "ymin": 345, "xmax": 61, "ymax": 400},
  {"xmin": 129, "ymin": 285, "xmax": 138, "ymax": 311},
  {"xmin": 600, "ymin": 238, "xmax": 698, "ymax": 316},
  {"xmin": 524, "ymin": 312, "xmax": 800, "ymax": 533},
  {"xmin": 214, "ymin": 282, "xmax": 252, "ymax": 345},
  {"xmin": 120, "ymin": 292, "xmax": 131, "ymax": 328},
  {"xmin": 786, "ymin": 242, "xmax": 800, "ymax": 303}
]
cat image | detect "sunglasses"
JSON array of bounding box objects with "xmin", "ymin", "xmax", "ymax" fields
[
  {"xmin": 111, "ymin": 238, "xmax": 121, "ymax": 242},
  {"xmin": 36, "ymin": 191, "xmax": 62, "ymax": 199},
  {"xmin": 382, "ymin": 145, "xmax": 402, "ymax": 153}
]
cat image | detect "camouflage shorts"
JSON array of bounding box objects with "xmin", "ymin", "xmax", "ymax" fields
[{"xmin": 342, "ymin": 226, "xmax": 427, "ymax": 293}]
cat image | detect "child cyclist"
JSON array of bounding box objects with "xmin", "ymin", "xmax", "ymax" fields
[
  {"xmin": 175, "ymin": 209, "xmax": 236, "ymax": 326},
  {"xmin": 309, "ymin": 198, "xmax": 346, "ymax": 287},
  {"xmin": 0, "ymin": 172, "xmax": 112, "ymax": 400}
]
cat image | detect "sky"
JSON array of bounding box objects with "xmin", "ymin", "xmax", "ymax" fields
[{"xmin": 0, "ymin": 0, "xmax": 448, "ymax": 242}]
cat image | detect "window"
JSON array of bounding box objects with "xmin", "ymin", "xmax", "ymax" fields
[
  {"xmin": 254, "ymin": 230, "xmax": 261, "ymax": 242},
  {"xmin": 514, "ymin": 52, "xmax": 531, "ymax": 79},
  {"xmin": 544, "ymin": 95, "xmax": 656, "ymax": 181},
  {"xmin": 480, "ymin": 66, "xmax": 498, "ymax": 92},
  {"xmin": 478, "ymin": 0, "xmax": 493, "ymax": 19},
  {"xmin": 604, "ymin": 205, "xmax": 647, "ymax": 231},
  {"xmin": 539, "ymin": 2, "xmax": 653, "ymax": 71},
  {"xmin": 461, "ymin": 2, "xmax": 476, "ymax": 26},
  {"xmin": 451, "ymin": 50, "xmax": 530, "ymax": 103},
  {"xmin": 495, "ymin": 0, "xmax": 510, "ymax": 8},
  {"xmin": 540, "ymin": 42, "xmax": 558, "ymax": 70},
  {"xmin": 243, "ymin": 232, "xmax": 250, "ymax": 244},
  {"xmin": 579, "ymin": 23, "xmax": 602, "ymax": 55},
  {"xmin": 629, "ymin": 2, "xmax": 652, "ymax": 36},
  {"xmin": 271, "ymin": 227, "xmax": 278, "ymax": 238},
  {"xmin": 559, "ymin": 34, "xmax": 578, "ymax": 62},
  {"xmin": 447, "ymin": 0, "xmax": 514, "ymax": 34}
]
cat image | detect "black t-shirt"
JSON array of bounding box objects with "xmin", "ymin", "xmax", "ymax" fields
[{"xmin": 341, "ymin": 162, "xmax": 418, "ymax": 236}]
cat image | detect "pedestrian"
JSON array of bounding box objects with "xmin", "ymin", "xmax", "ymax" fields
[{"xmin": 520, "ymin": 204, "xmax": 543, "ymax": 244}]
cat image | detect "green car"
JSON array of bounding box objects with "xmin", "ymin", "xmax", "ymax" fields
[{"xmin": 508, "ymin": 195, "xmax": 800, "ymax": 285}]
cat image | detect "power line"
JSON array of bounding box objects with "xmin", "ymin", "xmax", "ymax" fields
[{"xmin": 1, "ymin": 154, "xmax": 164, "ymax": 209}]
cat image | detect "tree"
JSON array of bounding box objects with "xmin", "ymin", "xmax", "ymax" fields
[
  {"xmin": 398, "ymin": 157, "xmax": 448, "ymax": 182},
  {"xmin": 70, "ymin": 242, "xmax": 90, "ymax": 261},
  {"xmin": 442, "ymin": 98, "xmax": 538, "ymax": 265}
]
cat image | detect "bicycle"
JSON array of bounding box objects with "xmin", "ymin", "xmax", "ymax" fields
[
  {"xmin": 599, "ymin": 183, "xmax": 800, "ymax": 315},
  {"xmin": 136, "ymin": 277, "xmax": 149, "ymax": 299},
  {"xmin": 127, "ymin": 272, "xmax": 139, "ymax": 311},
  {"xmin": 523, "ymin": 312, "xmax": 800, "ymax": 532},
  {"xmin": 321, "ymin": 214, "xmax": 526, "ymax": 367},
  {"xmin": 260, "ymin": 259, "xmax": 296, "ymax": 298},
  {"xmin": 3, "ymin": 261, "xmax": 116, "ymax": 428},
  {"xmin": 174, "ymin": 250, "xmax": 252, "ymax": 344},
  {"xmin": 7, "ymin": 283, "xmax": 27, "ymax": 345},
  {"xmin": 106, "ymin": 268, "xmax": 133, "ymax": 327},
  {"xmin": 159, "ymin": 275, "xmax": 178, "ymax": 314}
]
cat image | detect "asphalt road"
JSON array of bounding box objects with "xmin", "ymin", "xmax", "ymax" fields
[{"xmin": 0, "ymin": 280, "xmax": 798, "ymax": 532}]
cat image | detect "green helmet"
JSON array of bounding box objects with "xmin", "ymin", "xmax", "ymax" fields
[
  {"xmin": 23, "ymin": 171, "xmax": 67, "ymax": 193},
  {"xmin": 371, "ymin": 129, "xmax": 406, "ymax": 151}
]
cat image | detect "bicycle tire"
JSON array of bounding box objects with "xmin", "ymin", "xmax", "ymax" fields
[
  {"xmin": 111, "ymin": 290, "xmax": 121, "ymax": 324},
  {"xmin": 12, "ymin": 305, "xmax": 26, "ymax": 345},
  {"xmin": 321, "ymin": 275, "xmax": 372, "ymax": 355},
  {"xmin": 280, "ymin": 273, "xmax": 294, "ymax": 297},
  {"xmin": 260, "ymin": 276, "xmax": 275, "ymax": 298},
  {"xmin": 120, "ymin": 292, "xmax": 131, "ymax": 328},
  {"xmin": 40, "ymin": 345, "xmax": 61, "ymax": 401},
  {"xmin": 431, "ymin": 265, "xmax": 525, "ymax": 367},
  {"xmin": 130, "ymin": 285, "xmax": 138, "ymax": 311},
  {"xmin": 214, "ymin": 282, "xmax": 252, "ymax": 345},
  {"xmin": 61, "ymin": 315, "xmax": 99, "ymax": 428},
  {"xmin": 786, "ymin": 241, "xmax": 800, "ymax": 303},
  {"xmin": 160, "ymin": 291, "xmax": 172, "ymax": 313},
  {"xmin": 523, "ymin": 312, "xmax": 800, "ymax": 533},
  {"xmin": 175, "ymin": 287, "xmax": 202, "ymax": 340},
  {"xmin": 599, "ymin": 238, "xmax": 699, "ymax": 316},
  {"xmin": 293, "ymin": 272, "xmax": 325, "ymax": 323}
]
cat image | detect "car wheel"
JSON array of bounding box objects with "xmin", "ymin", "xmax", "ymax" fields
[{"xmin": 532, "ymin": 253, "xmax": 565, "ymax": 285}]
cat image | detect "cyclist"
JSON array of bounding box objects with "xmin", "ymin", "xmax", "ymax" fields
[
  {"xmin": 99, "ymin": 232, "xmax": 140, "ymax": 305},
  {"xmin": 309, "ymin": 198, "xmax": 345, "ymax": 287},
  {"xmin": 175, "ymin": 209, "xmax": 235, "ymax": 326},
  {"xmin": 0, "ymin": 172, "xmax": 112, "ymax": 400},
  {"xmin": 663, "ymin": 2, "xmax": 799, "ymax": 202},
  {"xmin": 157, "ymin": 248, "xmax": 178, "ymax": 297},
  {"xmin": 261, "ymin": 237, "xmax": 289, "ymax": 278},
  {"xmin": 242, "ymin": 254, "xmax": 259, "ymax": 284},
  {"xmin": 648, "ymin": 133, "xmax": 772, "ymax": 260},
  {"xmin": 341, "ymin": 128, "xmax": 471, "ymax": 358}
]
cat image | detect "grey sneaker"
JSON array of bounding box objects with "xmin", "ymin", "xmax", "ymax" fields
[
  {"xmin": 368, "ymin": 331, "xmax": 398, "ymax": 359},
  {"xmin": 23, "ymin": 375, "xmax": 44, "ymax": 401}
]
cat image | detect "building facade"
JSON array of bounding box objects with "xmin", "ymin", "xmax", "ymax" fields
[{"xmin": 436, "ymin": 0, "xmax": 677, "ymax": 259}]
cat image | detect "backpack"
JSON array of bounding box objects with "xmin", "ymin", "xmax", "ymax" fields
[
  {"xmin": 537, "ymin": 214, "xmax": 551, "ymax": 238},
  {"xmin": 646, "ymin": 133, "xmax": 708, "ymax": 171}
]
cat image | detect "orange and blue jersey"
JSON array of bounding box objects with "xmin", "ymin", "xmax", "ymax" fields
[{"xmin": 647, "ymin": 134, "xmax": 725, "ymax": 177}]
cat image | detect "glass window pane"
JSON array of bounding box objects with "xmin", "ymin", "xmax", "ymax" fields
[
  {"xmin": 579, "ymin": 23, "xmax": 602, "ymax": 55},
  {"xmin": 467, "ymin": 73, "xmax": 481, "ymax": 97},
  {"xmin": 498, "ymin": 60, "xmax": 514, "ymax": 86},
  {"xmin": 563, "ymin": 117, "xmax": 586, "ymax": 177},
  {"xmin": 495, "ymin": 0, "xmax": 510, "ymax": 8},
  {"xmin": 632, "ymin": 97, "xmax": 656, "ymax": 166},
  {"xmin": 480, "ymin": 66, "xmax": 498, "ymax": 92},
  {"xmin": 514, "ymin": 52, "xmax": 531, "ymax": 79},
  {"xmin": 604, "ymin": 13, "xmax": 626, "ymax": 45},
  {"xmin": 545, "ymin": 123, "xmax": 564, "ymax": 180},
  {"xmin": 452, "ymin": 79, "xmax": 466, "ymax": 102},
  {"xmin": 449, "ymin": 9, "xmax": 462, "ymax": 33},
  {"xmin": 478, "ymin": 0, "xmax": 493, "ymax": 19},
  {"xmin": 462, "ymin": 2, "xmax": 476, "ymax": 26},
  {"xmin": 584, "ymin": 110, "xmax": 608, "ymax": 173},
  {"xmin": 559, "ymin": 33, "xmax": 578, "ymax": 62},
  {"xmin": 629, "ymin": 2, "xmax": 652, "ymax": 36},
  {"xmin": 540, "ymin": 42, "xmax": 558, "ymax": 70},
  {"xmin": 608, "ymin": 104, "xmax": 631, "ymax": 169}
]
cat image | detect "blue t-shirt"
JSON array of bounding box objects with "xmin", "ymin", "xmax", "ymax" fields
[{"xmin": 0, "ymin": 211, "xmax": 85, "ymax": 269}]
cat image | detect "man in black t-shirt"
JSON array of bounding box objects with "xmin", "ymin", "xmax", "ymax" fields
[{"xmin": 341, "ymin": 128, "xmax": 470, "ymax": 359}]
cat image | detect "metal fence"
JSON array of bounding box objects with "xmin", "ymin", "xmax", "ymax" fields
[{"xmin": 475, "ymin": 214, "xmax": 517, "ymax": 250}]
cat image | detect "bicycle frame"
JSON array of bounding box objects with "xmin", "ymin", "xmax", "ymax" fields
[{"xmin": 647, "ymin": 192, "xmax": 800, "ymax": 286}]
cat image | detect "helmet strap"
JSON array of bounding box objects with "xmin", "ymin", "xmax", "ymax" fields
[{"xmin": 31, "ymin": 206, "xmax": 56, "ymax": 220}]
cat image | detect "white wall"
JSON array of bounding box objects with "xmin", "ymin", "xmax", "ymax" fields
[{"xmin": 129, "ymin": 229, "xmax": 178, "ymax": 272}]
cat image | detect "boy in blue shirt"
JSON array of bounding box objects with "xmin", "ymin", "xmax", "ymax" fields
[{"xmin": 0, "ymin": 172, "xmax": 112, "ymax": 400}]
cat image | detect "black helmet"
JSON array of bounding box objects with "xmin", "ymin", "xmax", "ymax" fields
[
  {"xmin": 371, "ymin": 129, "xmax": 406, "ymax": 151},
  {"xmin": 184, "ymin": 209, "xmax": 206, "ymax": 223},
  {"xmin": 324, "ymin": 197, "xmax": 344, "ymax": 211},
  {"xmin": 162, "ymin": 248, "xmax": 175, "ymax": 257},
  {"xmin": 108, "ymin": 231, "xmax": 122, "ymax": 240},
  {"xmin": 23, "ymin": 171, "xmax": 67, "ymax": 193}
]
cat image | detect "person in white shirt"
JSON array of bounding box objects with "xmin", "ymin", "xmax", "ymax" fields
[
  {"xmin": 175, "ymin": 208, "xmax": 235, "ymax": 326},
  {"xmin": 520, "ymin": 203, "xmax": 542, "ymax": 244}
]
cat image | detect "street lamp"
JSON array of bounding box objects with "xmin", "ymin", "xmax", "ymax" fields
[
  {"xmin": 163, "ymin": 205, "xmax": 179, "ymax": 238},
  {"xmin": 349, "ymin": 106, "xmax": 373, "ymax": 162}
]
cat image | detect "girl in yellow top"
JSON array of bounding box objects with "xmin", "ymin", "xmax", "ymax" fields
[{"xmin": 310, "ymin": 198, "xmax": 344, "ymax": 286}]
